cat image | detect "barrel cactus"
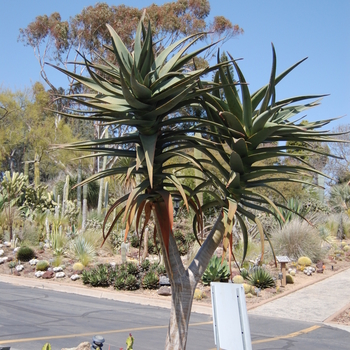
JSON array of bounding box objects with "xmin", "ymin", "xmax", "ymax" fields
[
  {"xmin": 36, "ymin": 260, "xmax": 49, "ymax": 271},
  {"xmin": 297, "ymin": 256, "xmax": 312, "ymax": 266}
]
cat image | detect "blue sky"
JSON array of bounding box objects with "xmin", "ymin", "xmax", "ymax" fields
[{"xmin": 0, "ymin": 0, "xmax": 349, "ymax": 129}]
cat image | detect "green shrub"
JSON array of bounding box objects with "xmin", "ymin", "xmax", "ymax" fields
[
  {"xmin": 202, "ymin": 256, "xmax": 230, "ymax": 286},
  {"xmin": 130, "ymin": 234, "xmax": 140, "ymax": 248},
  {"xmin": 36, "ymin": 260, "xmax": 49, "ymax": 271},
  {"xmin": 16, "ymin": 246, "xmax": 35, "ymax": 262},
  {"xmin": 156, "ymin": 264, "xmax": 167, "ymax": 275},
  {"xmin": 142, "ymin": 271, "xmax": 159, "ymax": 289},
  {"xmin": 124, "ymin": 275, "xmax": 139, "ymax": 290},
  {"xmin": 247, "ymin": 267, "xmax": 275, "ymax": 289}
]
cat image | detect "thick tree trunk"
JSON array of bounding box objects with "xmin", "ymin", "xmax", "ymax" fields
[{"xmin": 153, "ymin": 203, "xmax": 225, "ymax": 350}]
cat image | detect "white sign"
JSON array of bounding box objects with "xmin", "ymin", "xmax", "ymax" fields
[{"xmin": 211, "ymin": 282, "xmax": 252, "ymax": 350}]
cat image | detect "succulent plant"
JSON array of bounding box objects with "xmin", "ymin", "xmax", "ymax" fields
[
  {"xmin": 247, "ymin": 267, "xmax": 275, "ymax": 289},
  {"xmin": 141, "ymin": 259, "xmax": 150, "ymax": 272},
  {"xmin": 127, "ymin": 262, "xmax": 139, "ymax": 276},
  {"xmin": 297, "ymin": 256, "xmax": 312, "ymax": 266},
  {"xmin": 202, "ymin": 256, "xmax": 230, "ymax": 286},
  {"xmin": 73, "ymin": 262, "xmax": 84, "ymax": 271},
  {"xmin": 114, "ymin": 276, "xmax": 126, "ymax": 290},
  {"xmin": 36, "ymin": 260, "xmax": 49, "ymax": 271},
  {"xmin": 141, "ymin": 271, "xmax": 159, "ymax": 289},
  {"xmin": 124, "ymin": 275, "xmax": 139, "ymax": 290}
]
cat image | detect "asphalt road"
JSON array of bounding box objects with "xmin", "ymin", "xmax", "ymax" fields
[{"xmin": 0, "ymin": 282, "xmax": 349, "ymax": 350}]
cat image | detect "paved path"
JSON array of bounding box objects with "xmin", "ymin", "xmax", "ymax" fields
[
  {"xmin": 2, "ymin": 267, "xmax": 350, "ymax": 334},
  {"xmin": 248, "ymin": 267, "xmax": 350, "ymax": 332}
]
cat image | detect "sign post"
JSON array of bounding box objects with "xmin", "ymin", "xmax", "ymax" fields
[{"xmin": 211, "ymin": 282, "xmax": 252, "ymax": 350}]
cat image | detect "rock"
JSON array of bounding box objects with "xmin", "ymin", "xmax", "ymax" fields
[
  {"xmin": 42, "ymin": 271, "xmax": 55, "ymax": 279},
  {"xmin": 4, "ymin": 241, "xmax": 11, "ymax": 247},
  {"xmin": 35, "ymin": 271, "xmax": 45, "ymax": 278},
  {"xmin": 7, "ymin": 256, "xmax": 13, "ymax": 262},
  {"xmin": 13, "ymin": 247, "xmax": 20, "ymax": 252},
  {"xmin": 16, "ymin": 265, "xmax": 24, "ymax": 271},
  {"xmin": 61, "ymin": 341, "xmax": 91, "ymax": 350},
  {"xmin": 159, "ymin": 276, "xmax": 171, "ymax": 286},
  {"xmin": 29, "ymin": 258, "xmax": 39, "ymax": 266},
  {"xmin": 13, "ymin": 270, "xmax": 21, "ymax": 276},
  {"xmin": 0, "ymin": 249, "xmax": 4, "ymax": 256},
  {"xmin": 0, "ymin": 244, "xmax": 3, "ymax": 248},
  {"xmin": 53, "ymin": 266, "xmax": 63, "ymax": 272},
  {"xmin": 71, "ymin": 274, "xmax": 80, "ymax": 281},
  {"xmin": 110, "ymin": 262, "xmax": 116, "ymax": 268},
  {"xmin": 157, "ymin": 286, "xmax": 172, "ymax": 296},
  {"xmin": 316, "ymin": 268, "xmax": 324, "ymax": 273},
  {"xmin": 0, "ymin": 257, "xmax": 8, "ymax": 264},
  {"xmin": 55, "ymin": 272, "xmax": 65, "ymax": 278}
]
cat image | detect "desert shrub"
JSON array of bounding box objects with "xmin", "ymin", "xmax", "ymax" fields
[
  {"xmin": 142, "ymin": 271, "xmax": 159, "ymax": 289},
  {"xmin": 233, "ymin": 237, "xmax": 262, "ymax": 265},
  {"xmin": 202, "ymin": 256, "xmax": 230, "ymax": 286},
  {"xmin": 36, "ymin": 260, "xmax": 49, "ymax": 271},
  {"xmin": 16, "ymin": 246, "xmax": 35, "ymax": 262},
  {"xmin": 271, "ymin": 219, "xmax": 327, "ymax": 262},
  {"xmin": 51, "ymin": 256, "xmax": 62, "ymax": 267},
  {"xmin": 19, "ymin": 221, "xmax": 42, "ymax": 246},
  {"xmin": 247, "ymin": 267, "xmax": 275, "ymax": 289}
]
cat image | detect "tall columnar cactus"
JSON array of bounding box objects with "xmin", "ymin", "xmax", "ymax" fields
[
  {"xmin": 62, "ymin": 175, "xmax": 70, "ymax": 214},
  {"xmin": 77, "ymin": 162, "xmax": 82, "ymax": 213},
  {"xmin": 82, "ymin": 184, "xmax": 88, "ymax": 232},
  {"xmin": 104, "ymin": 181, "xmax": 109, "ymax": 210}
]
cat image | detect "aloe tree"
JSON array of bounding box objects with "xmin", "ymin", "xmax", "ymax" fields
[{"xmin": 52, "ymin": 16, "xmax": 341, "ymax": 350}]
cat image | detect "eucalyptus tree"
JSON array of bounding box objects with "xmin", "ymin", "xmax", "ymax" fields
[{"xmin": 51, "ymin": 16, "xmax": 341, "ymax": 350}]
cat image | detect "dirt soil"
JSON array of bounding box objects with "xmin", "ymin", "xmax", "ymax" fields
[{"xmin": 1, "ymin": 241, "xmax": 350, "ymax": 325}]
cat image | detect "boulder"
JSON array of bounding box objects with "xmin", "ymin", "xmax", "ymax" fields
[
  {"xmin": 0, "ymin": 249, "xmax": 4, "ymax": 256},
  {"xmin": 13, "ymin": 270, "xmax": 21, "ymax": 276},
  {"xmin": 56, "ymin": 272, "xmax": 65, "ymax": 278},
  {"xmin": 157, "ymin": 286, "xmax": 172, "ymax": 296},
  {"xmin": 42, "ymin": 271, "xmax": 55, "ymax": 279},
  {"xmin": 35, "ymin": 271, "xmax": 45, "ymax": 278},
  {"xmin": 71, "ymin": 274, "xmax": 80, "ymax": 281}
]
